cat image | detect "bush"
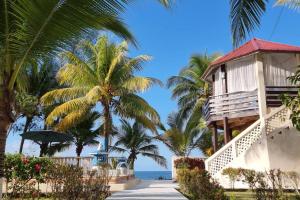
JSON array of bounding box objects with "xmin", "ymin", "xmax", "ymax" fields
[
  {"xmin": 177, "ymin": 168, "xmax": 228, "ymax": 200},
  {"xmin": 4, "ymin": 154, "xmax": 52, "ymax": 198},
  {"xmin": 226, "ymin": 168, "xmax": 300, "ymax": 200},
  {"xmin": 222, "ymin": 168, "xmax": 241, "ymax": 189},
  {"xmin": 174, "ymin": 157, "xmax": 205, "ymax": 170},
  {"xmin": 46, "ymin": 164, "xmax": 110, "ymax": 200},
  {"xmin": 4, "ymin": 154, "xmax": 110, "ymax": 199}
]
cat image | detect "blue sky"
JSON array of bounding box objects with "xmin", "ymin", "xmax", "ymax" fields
[{"xmin": 6, "ymin": 0, "xmax": 300, "ymax": 171}]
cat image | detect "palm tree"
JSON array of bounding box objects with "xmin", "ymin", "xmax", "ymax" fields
[
  {"xmin": 167, "ymin": 54, "xmax": 219, "ymax": 129},
  {"xmin": 41, "ymin": 36, "xmax": 161, "ymax": 155},
  {"xmin": 110, "ymin": 120, "xmax": 167, "ymax": 169},
  {"xmin": 229, "ymin": 0, "xmax": 298, "ymax": 47},
  {"xmin": 160, "ymin": 112, "xmax": 203, "ymax": 157},
  {"xmin": 0, "ymin": 0, "xmax": 137, "ymax": 186},
  {"xmin": 67, "ymin": 112, "xmax": 99, "ymax": 158},
  {"xmin": 18, "ymin": 60, "xmax": 58, "ymax": 153}
]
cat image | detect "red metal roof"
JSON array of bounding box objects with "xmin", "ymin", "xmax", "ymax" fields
[
  {"xmin": 211, "ymin": 38, "xmax": 300, "ymax": 66},
  {"xmin": 202, "ymin": 38, "xmax": 300, "ymax": 80}
]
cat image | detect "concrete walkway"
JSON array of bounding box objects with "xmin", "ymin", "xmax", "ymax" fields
[{"xmin": 106, "ymin": 180, "xmax": 188, "ymax": 200}]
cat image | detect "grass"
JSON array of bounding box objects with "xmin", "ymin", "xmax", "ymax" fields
[{"xmin": 225, "ymin": 191, "xmax": 299, "ymax": 200}]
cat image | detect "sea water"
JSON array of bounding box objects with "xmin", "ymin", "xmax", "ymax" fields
[{"xmin": 134, "ymin": 171, "xmax": 172, "ymax": 180}]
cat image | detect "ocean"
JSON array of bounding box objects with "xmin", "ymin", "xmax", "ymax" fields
[{"xmin": 134, "ymin": 171, "xmax": 172, "ymax": 180}]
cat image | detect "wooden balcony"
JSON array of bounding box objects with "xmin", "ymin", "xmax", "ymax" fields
[
  {"xmin": 203, "ymin": 90, "xmax": 259, "ymax": 124},
  {"xmin": 266, "ymin": 86, "xmax": 299, "ymax": 107}
]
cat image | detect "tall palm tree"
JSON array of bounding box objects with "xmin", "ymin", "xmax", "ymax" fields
[
  {"xmin": 0, "ymin": 0, "xmax": 136, "ymax": 186},
  {"xmin": 110, "ymin": 120, "xmax": 167, "ymax": 169},
  {"xmin": 161, "ymin": 112, "xmax": 203, "ymax": 157},
  {"xmin": 229, "ymin": 0, "xmax": 297, "ymax": 47},
  {"xmin": 41, "ymin": 36, "xmax": 161, "ymax": 155},
  {"xmin": 167, "ymin": 54, "xmax": 219, "ymax": 130}
]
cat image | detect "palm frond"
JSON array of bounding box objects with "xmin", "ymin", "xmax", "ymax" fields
[
  {"xmin": 230, "ymin": 0, "xmax": 267, "ymax": 48},
  {"xmin": 6, "ymin": 0, "xmax": 134, "ymax": 90},
  {"xmin": 46, "ymin": 97, "xmax": 90, "ymax": 125},
  {"xmin": 276, "ymin": 0, "xmax": 300, "ymax": 10},
  {"xmin": 123, "ymin": 77, "xmax": 163, "ymax": 93},
  {"xmin": 140, "ymin": 152, "xmax": 167, "ymax": 168},
  {"xmin": 41, "ymin": 87, "xmax": 89, "ymax": 106}
]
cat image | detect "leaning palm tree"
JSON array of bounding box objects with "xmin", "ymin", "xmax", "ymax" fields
[
  {"xmin": 41, "ymin": 36, "xmax": 161, "ymax": 155},
  {"xmin": 110, "ymin": 120, "xmax": 167, "ymax": 169},
  {"xmin": 167, "ymin": 53, "xmax": 219, "ymax": 130},
  {"xmin": 161, "ymin": 112, "xmax": 204, "ymax": 157},
  {"xmin": 0, "ymin": 0, "xmax": 136, "ymax": 188}
]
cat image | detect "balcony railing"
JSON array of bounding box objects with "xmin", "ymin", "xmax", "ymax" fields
[
  {"xmin": 266, "ymin": 86, "xmax": 299, "ymax": 107},
  {"xmin": 203, "ymin": 90, "xmax": 259, "ymax": 122},
  {"xmin": 46, "ymin": 156, "xmax": 133, "ymax": 177}
]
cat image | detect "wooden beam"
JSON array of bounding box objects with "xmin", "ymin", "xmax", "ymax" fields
[
  {"xmin": 212, "ymin": 122, "xmax": 218, "ymax": 153},
  {"xmin": 223, "ymin": 117, "xmax": 231, "ymax": 144}
]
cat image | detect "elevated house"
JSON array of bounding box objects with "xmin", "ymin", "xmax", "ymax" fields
[{"xmin": 203, "ymin": 38, "xmax": 300, "ymax": 188}]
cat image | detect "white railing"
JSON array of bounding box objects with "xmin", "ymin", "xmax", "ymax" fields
[
  {"xmin": 265, "ymin": 106, "xmax": 290, "ymax": 134},
  {"xmin": 205, "ymin": 120, "xmax": 262, "ymax": 176},
  {"xmin": 206, "ymin": 105, "xmax": 290, "ymax": 176},
  {"xmin": 47, "ymin": 156, "xmax": 134, "ymax": 177}
]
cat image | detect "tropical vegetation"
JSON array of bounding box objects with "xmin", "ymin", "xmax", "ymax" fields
[
  {"xmin": 229, "ymin": 0, "xmax": 300, "ymax": 47},
  {"xmin": 0, "ymin": 0, "xmax": 171, "ymax": 189},
  {"xmin": 160, "ymin": 112, "xmax": 204, "ymax": 157},
  {"xmin": 41, "ymin": 36, "xmax": 161, "ymax": 155},
  {"xmin": 163, "ymin": 54, "xmax": 220, "ymax": 156},
  {"xmin": 0, "ymin": 0, "xmax": 137, "ymax": 187},
  {"xmin": 66, "ymin": 111, "xmax": 100, "ymax": 158},
  {"xmin": 110, "ymin": 120, "xmax": 167, "ymax": 169}
]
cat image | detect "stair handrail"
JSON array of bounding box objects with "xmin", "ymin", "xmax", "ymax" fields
[
  {"xmin": 205, "ymin": 105, "xmax": 290, "ymax": 176},
  {"xmin": 205, "ymin": 119, "xmax": 261, "ymax": 175}
]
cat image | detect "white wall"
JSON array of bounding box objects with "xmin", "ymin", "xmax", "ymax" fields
[{"xmin": 215, "ymin": 123, "xmax": 300, "ymax": 188}]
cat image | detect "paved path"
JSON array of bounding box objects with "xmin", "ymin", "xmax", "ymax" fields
[{"xmin": 106, "ymin": 180, "xmax": 188, "ymax": 200}]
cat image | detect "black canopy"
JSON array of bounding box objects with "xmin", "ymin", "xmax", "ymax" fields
[{"xmin": 20, "ymin": 130, "xmax": 73, "ymax": 143}]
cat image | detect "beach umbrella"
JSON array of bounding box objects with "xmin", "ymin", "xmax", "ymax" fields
[{"xmin": 20, "ymin": 130, "xmax": 73, "ymax": 143}]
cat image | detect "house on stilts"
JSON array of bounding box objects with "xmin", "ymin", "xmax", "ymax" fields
[{"xmin": 203, "ymin": 38, "xmax": 300, "ymax": 188}]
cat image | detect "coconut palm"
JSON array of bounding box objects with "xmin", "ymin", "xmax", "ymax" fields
[
  {"xmin": 167, "ymin": 54, "xmax": 219, "ymax": 130},
  {"xmin": 66, "ymin": 111, "xmax": 100, "ymax": 158},
  {"xmin": 41, "ymin": 36, "xmax": 161, "ymax": 155},
  {"xmin": 0, "ymin": 0, "xmax": 137, "ymax": 185},
  {"xmin": 230, "ymin": 0, "xmax": 298, "ymax": 47},
  {"xmin": 110, "ymin": 120, "xmax": 167, "ymax": 169},
  {"xmin": 18, "ymin": 60, "xmax": 59, "ymax": 153},
  {"xmin": 160, "ymin": 112, "xmax": 204, "ymax": 157}
]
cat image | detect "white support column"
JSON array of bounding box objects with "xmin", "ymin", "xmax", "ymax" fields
[{"xmin": 255, "ymin": 53, "xmax": 267, "ymax": 118}]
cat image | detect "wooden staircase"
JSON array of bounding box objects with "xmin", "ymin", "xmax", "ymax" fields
[{"xmin": 205, "ymin": 105, "xmax": 290, "ymax": 177}]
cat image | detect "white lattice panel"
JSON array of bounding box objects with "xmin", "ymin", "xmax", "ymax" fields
[
  {"xmin": 265, "ymin": 107, "xmax": 289, "ymax": 134},
  {"xmin": 236, "ymin": 124, "xmax": 262, "ymax": 156},
  {"xmin": 207, "ymin": 106, "xmax": 289, "ymax": 177},
  {"xmin": 208, "ymin": 146, "xmax": 233, "ymax": 175}
]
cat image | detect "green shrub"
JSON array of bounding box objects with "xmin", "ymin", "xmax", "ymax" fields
[
  {"xmin": 4, "ymin": 154, "xmax": 53, "ymax": 198},
  {"xmin": 222, "ymin": 168, "xmax": 241, "ymax": 189},
  {"xmin": 177, "ymin": 168, "xmax": 228, "ymax": 200},
  {"xmin": 46, "ymin": 164, "xmax": 110, "ymax": 200},
  {"xmin": 174, "ymin": 157, "xmax": 205, "ymax": 170}
]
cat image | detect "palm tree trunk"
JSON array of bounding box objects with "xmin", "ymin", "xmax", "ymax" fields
[
  {"xmin": 0, "ymin": 88, "xmax": 14, "ymax": 199},
  {"xmin": 103, "ymin": 104, "xmax": 112, "ymax": 162},
  {"xmin": 76, "ymin": 144, "xmax": 83, "ymax": 167},
  {"xmin": 19, "ymin": 116, "xmax": 32, "ymax": 154}
]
